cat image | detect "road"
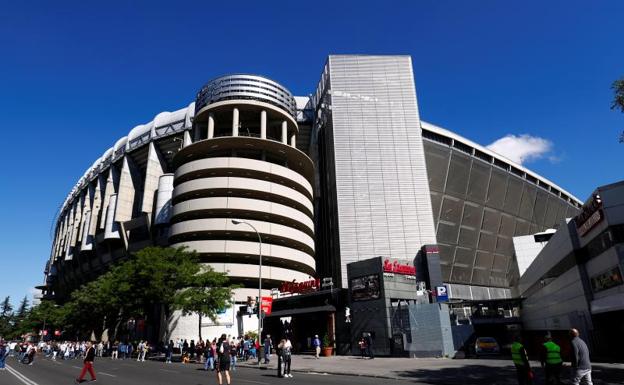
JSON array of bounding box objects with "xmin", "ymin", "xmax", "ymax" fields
[{"xmin": 0, "ymin": 356, "xmax": 413, "ymax": 385}]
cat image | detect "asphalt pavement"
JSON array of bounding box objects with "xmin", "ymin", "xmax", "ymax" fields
[
  {"xmin": 0, "ymin": 355, "xmax": 411, "ymax": 385},
  {"xmin": 1, "ymin": 354, "xmax": 623, "ymax": 385}
]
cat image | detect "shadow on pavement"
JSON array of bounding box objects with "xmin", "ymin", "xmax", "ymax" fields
[{"xmin": 395, "ymin": 364, "xmax": 624, "ymax": 385}]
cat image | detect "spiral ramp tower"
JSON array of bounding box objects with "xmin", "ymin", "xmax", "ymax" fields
[{"xmin": 169, "ymin": 75, "xmax": 316, "ymax": 302}]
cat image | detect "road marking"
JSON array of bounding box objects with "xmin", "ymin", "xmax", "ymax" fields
[
  {"xmin": 72, "ymin": 365, "xmax": 82, "ymax": 369},
  {"xmin": 98, "ymin": 371, "xmax": 117, "ymax": 377},
  {"xmin": 238, "ymin": 379, "xmax": 270, "ymax": 385},
  {"xmin": 159, "ymin": 368, "xmax": 179, "ymax": 373},
  {"xmin": 5, "ymin": 364, "xmax": 38, "ymax": 385}
]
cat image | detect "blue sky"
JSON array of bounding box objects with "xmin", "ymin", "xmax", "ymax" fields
[{"xmin": 0, "ymin": 0, "xmax": 622, "ymax": 308}]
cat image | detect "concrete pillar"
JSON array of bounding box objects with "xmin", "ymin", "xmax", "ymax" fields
[
  {"xmin": 260, "ymin": 110, "xmax": 267, "ymax": 139},
  {"xmin": 208, "ymin": 113, "xmax": 215, "ymax": 139},
  {"xmin": 155, "ymin": 174, "xmax": 175, "ymax": 225},
  {"xmin": 232, "ymin": 108, "xmax": 239, "ymax": 136},
  {"xmin": 290, "ymin": 134, "xmax": 296, "ymax": 147},
  {"xmin": 183, "ymin": 130, "xmax": 192, "ymax": 147},
  {"xmin": 281, "ymin": 121, "xmax": 288, "ymax": 144}
]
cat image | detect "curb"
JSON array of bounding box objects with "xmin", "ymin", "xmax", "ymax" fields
[{"xmin": 236, "ymin": 363, "xmax": 408, "ymax": 381}]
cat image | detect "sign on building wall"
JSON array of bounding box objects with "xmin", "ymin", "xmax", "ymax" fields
[
  {"xmin": 280, "ymin": 278, "xmax": 320, "ymax": 294},
  {"xmin": 261, "ymin": 296, "xmax": 273, "ymax": 316},
  {"xmin": 351, "ymin": 274, "xmax": 381, "ymax": 301},
  {"xmin": 575, "ymin": 194, "xmax": 603, "ymax": 237},
  {"xmin": 590, "ymin": 266, "xmax": 623, "ymax": 293},
  {"xmin": 435, "ymin": 286, "xmax": 449, "ymax": 302},
  {"xmin": 383, "ymin": 259, "xmax": 416, "ymax": 275}
]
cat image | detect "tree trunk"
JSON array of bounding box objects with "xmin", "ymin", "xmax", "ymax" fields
[{"xmin": 198, "ymin": 314, "xmax": 203, "ymax": 340}]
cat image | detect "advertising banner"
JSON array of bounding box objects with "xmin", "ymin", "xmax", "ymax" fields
[{"xmin": 261, "ymin": 296, "xmax": 273, "ymax": 316}]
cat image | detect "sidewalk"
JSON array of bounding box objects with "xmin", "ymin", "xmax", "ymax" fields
[{"xmin": 238, "ymin": 355, "xmax": 624, "ymax": 384}]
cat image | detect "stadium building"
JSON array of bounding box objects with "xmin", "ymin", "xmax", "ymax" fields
[{"xmin": 42, "ymin": 55, "xmax": 582, "ymax": 345}]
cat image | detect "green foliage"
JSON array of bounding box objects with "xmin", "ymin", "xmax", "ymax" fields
[
  {"xmin": 0, "ymin": 296, "xmax": 13, "ymax": 338},
  {"xmin": 322, "ymin": 333, "xmax": 331, "ymax": 346},
  {"xmin": 612, "ymin": 77, "xmax": 624, "ymax": 142},
  {"xmin": 1, "ymin": 247, "xmax": 234, "ymax": 340}
]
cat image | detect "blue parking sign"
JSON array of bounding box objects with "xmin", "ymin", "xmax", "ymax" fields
[{"xmin": 435, "ymin": 286, "xmax": 448, "ymax": 302}]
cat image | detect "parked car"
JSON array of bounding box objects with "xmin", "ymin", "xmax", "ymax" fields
[{"xmin": 474, "ymin": 337, "xmax": 500, "ymax": 357}]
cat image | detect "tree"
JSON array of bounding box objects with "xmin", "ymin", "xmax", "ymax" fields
[
  {"xmin": 0, "ymin": 296, "xmax": 12, "ymax": 318},
  {"xmin": 57, "ymin": 246, "xmax": 234, "ymax": 341},
  {"xmin": 0, "ymin": 296, "xmax": 13, "ymax": 338},
  {"xmin": 174, "ymin": 264, "xmax": 234, "ymax": 339},
  {"xmin": 611, "ymin": 77, "xmax": 624, "ymax": 142},
  {"xmin": 16, "ymin": 296, "xmax": 29, "ymax": 318}
]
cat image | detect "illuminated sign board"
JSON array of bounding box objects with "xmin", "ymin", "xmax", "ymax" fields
[
  {"xmin": 280, "ymin": 278, "xmax": 320, "ymax": 294},
  {"xmin": 383, "ymin": 259, "xmax": 416, "ymax": 275}
]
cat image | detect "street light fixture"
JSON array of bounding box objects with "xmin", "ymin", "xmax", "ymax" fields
[{"xmin": 231, "ymin": 219, "xmax": 263, "ymax": 364}]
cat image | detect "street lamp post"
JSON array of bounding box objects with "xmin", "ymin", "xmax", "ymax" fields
[{"xmin": 231, "ymin": 219, "xmax": 262, "ymax": 364}]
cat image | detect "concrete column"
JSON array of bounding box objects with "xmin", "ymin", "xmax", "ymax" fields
[
  {"xmin": 155, "ymin": 174, "xmax": 175, "ymax": 225},
  {"xmin": 290, "ymin": 134, "xmax": 296, "ymax": 147},
  {"xmin": 281, "ymin": 121, "xmax": 288, "ymax": 144},
  {"xmin": 208, "ymin": 113, "xmax": 215, "ymax": 139},
  {"xmin": 232, "ymin": 108, "xmax": 239, "ymax": 137},
  {"xmin": 260, "ymin": 110, "xmax": 267, "ymax": 139}
]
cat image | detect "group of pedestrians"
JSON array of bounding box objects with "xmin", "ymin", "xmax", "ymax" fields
[{"xmin": 511, "ymin": 328, "xmax": 594, "ymax": 385}]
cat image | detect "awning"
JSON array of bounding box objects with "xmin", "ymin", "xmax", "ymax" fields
[{"xmin": 266, "ymin": 305, "xmax": 336, "ymax": 318}]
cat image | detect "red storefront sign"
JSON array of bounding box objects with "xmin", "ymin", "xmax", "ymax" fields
[
  {"xmin": 383, "ymin": 259, "xmax": 416, "ymax": 275},
  {"xmin": 54, "ymin": 330, "xmax": 61, "ymax": 336},
  {"xmin": 280, "ymin": 278, "xmax": 320, "ymax": 294},
  {"xmin": 261, "ymin": 296, "xmax": 273, "ymax": 315}
]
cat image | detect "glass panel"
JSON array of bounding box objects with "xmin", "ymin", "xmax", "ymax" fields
[
  {"xmin": 533, "ymin": 190, "xmax": 549, "ymax": 226},
  {"xmin": 472, "ymin": 268, "xmax": 490, "ymax": 285},
  {"xmin": 437, "ymin": 222, "xmax": 459, "ymax": 244},
  {"xmin": 466, "ymin": 160, "xmax": 490, "ymax": 204},
  {"xmin": 441, "ymin": 264, "xmax": 452, "ymax": 282},
  {"xmin": 440, "ymin": 196, "xmax": 462, "ymax": 223},
  {"xmin": 495, "ymin": 236, "xmax": 513, "ymax": 255},
  {"xmin": 519, "ymin": 184, "xmax": 536, "ymax": 220},
  {"xmin": 482, "ymin": 209, "xmax": 501, "ymax": 233},
  {"xmin": 445, "ymin": 152, "xmax": 471, "ymax": 197},
  {"xmin": 500, "ymin": 214, "xmax": 515, "ymax": 237},
  {"xmin": 503, "ymin": 177, "xmax": 523, "ymax": 216},
  {"xmin": 430, "ymin": 192, "xmax": 442, "ymax": 224},
  {"xmin": 451, "ymin": 266, "xmax": 472, "ymax": 284},
  {"xmin": 454, "ymin": 247, "xmax": 475, "ymax": 267},
  {"xmin": 437, "ymin": 244, "xmax": 454, "ymax": 265},
  {"xmin": 461, "ymin": 202, "xmax": 483, "ymax": 229},
  {"xmin": 478, "ymin": 232, "xmax": 497, "ymax": 252},
  {"xmin": 423, "ymin": 142, "xmax": 450, "ymax": 192},
  {"xmin": 492, "ymin": 254, "xmax": 509, "ymax": 272},
  {"xmin": 486, "ymin": 169, "xmax": 507, "ymax": 209},
  {"xmin": 458, "ymin": 227, "xmax": 478, "ymax": 248},
  {"xmin": 515, "ymin": 219, "xmax": 530, "ymax": 236}
]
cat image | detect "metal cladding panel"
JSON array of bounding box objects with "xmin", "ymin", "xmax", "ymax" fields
[{"xmin": 327, "ymin": 55, "xmax": 437, "ymax": 287}]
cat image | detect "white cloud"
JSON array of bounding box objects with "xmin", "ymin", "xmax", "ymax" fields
[{"xmin": 486, "ymin": 134, "xmax": 553, "ymax": 165}]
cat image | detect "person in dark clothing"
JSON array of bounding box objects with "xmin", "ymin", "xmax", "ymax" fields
[
  {"xmin": 75, "ymin": 341, "xmax": 96, "ymax": 383},
  {"xmin": 365, "ymin": 333, "xmax": 374, "ymax": 359},
  {"xmin": 189, "ymin": 340, "xmax": 195, "ymax": 359},
  {"xmin": 569, "ymin": 329, "xmax": 593, "ymax": 385},
  {"xmin": 216, "ymin": 334, "xmax": 231, "ymax": 385},
  {"xmin": 182, "ymin": 339, "xmax": 189, "ymax": 355},
  {"xmin": 166, "ymin": 340, "xmax": 174, "ymax": 364}
]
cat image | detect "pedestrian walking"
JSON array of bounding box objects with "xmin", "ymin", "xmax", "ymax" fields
[
  {"xmin": 365, "ymin": 333, "xmax": 374, "ymax": 359},
  {"xmin": 111, "ymin": 341, "xmax": 118, "ymax": 359},
  {"xmin": 570, "ymin": 328, "xmax": 593, "ymax": 385},
  {"xmin": 511, "ymin": 335, "xmax": 533, "ymax": 385},
  {"xmin": 75, "ymin": 341, "xmax": 96, "ymax": 383},
  {"xmin": 0, "ymin": 341, "xmax": 8, "ymax": 371},
  {"xmin": 229, "ymin": 340, "xmax": 237, "ymax": 371},
  {"xmin": 166, "ymin": 340, "xmax": 174, "ymax": 364},
  {"xmin": 358, "ymin": 337, "xmax": 367, "ymax": 358},
  {"xmin": 216, "ymin": 334, "xmax": 231, "ymax": 385},
  {"xmin": 263, "ymin": 335, "xmax": 272, "ymax": 364},
  {"xmin": 540, "ymin": 334, "xmax": 562, "ymax": 385},
  {"xmin": 204, "ymin": 338, "xmax": 215, "ymax": 370},
  {"xmin": 277, "ymin": 337, "xmax": 293, "ymax": 378},
  {"xmin": 312, "ymin": 335, "xmax": 321, "ymax": 359}
]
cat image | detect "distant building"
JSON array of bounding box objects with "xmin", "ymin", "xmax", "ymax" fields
[{"xmin": 517, "ymin": 180, "xmax": 624, "ymax": 360}]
